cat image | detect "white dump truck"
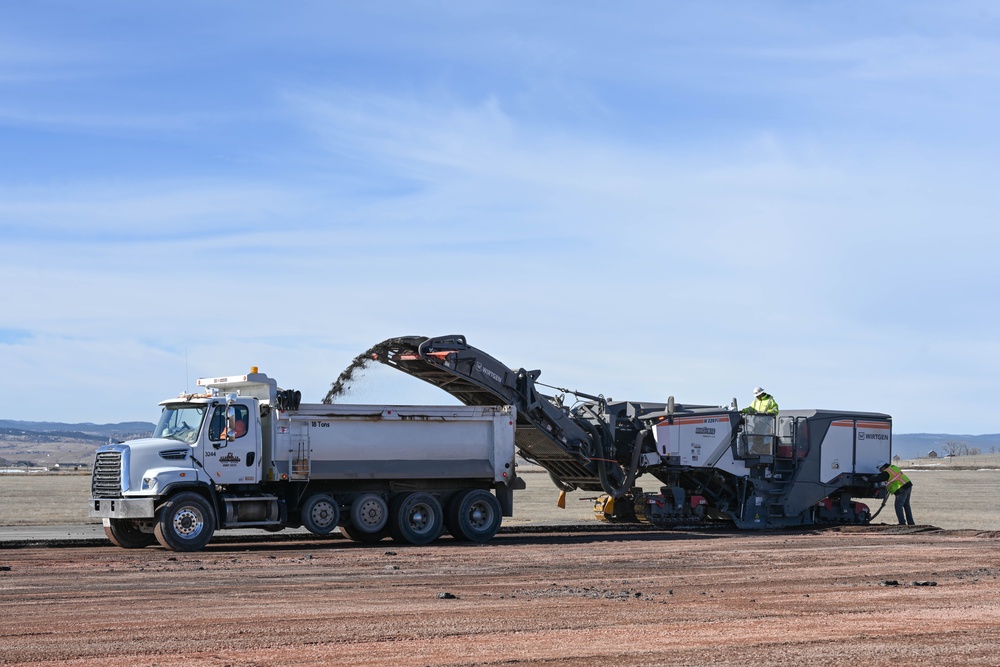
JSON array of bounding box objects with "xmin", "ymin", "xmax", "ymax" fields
[{"xmin": 89, "ymin": 368, "xmax": 518, "ymax": 551}]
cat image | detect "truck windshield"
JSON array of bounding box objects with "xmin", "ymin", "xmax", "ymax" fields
[{"xmin": 155, "ymin": 405, "xmax": 207, "ymax": 444}]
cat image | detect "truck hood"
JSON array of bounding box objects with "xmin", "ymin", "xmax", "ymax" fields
[{"xmin": 101, "ymin": 437, "xmax": 193, "ymax": 458}]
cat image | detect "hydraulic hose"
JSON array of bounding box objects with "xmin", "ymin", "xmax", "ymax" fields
[
  {"xmin": 868, "ymin": 490, "xmax": 890, "ymax": 522},
  {"xmin": 615, "ymin": 429, "xmax": 649, "ymax": 498},
  {"xmin": 590, "ymin": 424, "xmax": 649, "ymax": 499}
]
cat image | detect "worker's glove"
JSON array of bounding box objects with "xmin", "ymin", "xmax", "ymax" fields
[{"xmin": 740, "ymin": 407, "xmax": 756, "ymax": 415}]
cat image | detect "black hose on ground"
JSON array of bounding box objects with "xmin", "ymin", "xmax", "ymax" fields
[{"xmin": 868, "ymin": 491, "xmax": 890, "ymax": 522}]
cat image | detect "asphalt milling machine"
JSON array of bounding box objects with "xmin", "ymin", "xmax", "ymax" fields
[{"xmin": 353, "ymin": 334, "xmax": 892, "ymax": 529}]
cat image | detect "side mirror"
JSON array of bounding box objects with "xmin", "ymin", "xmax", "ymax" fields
[{"xmin": 225, "ymin": 405, "xmax": 237, "ymax": 442}]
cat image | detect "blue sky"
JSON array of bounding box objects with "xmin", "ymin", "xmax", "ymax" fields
[{"xmin": 1, "ymin": 2, "xmax": 998, "ymax": 434}]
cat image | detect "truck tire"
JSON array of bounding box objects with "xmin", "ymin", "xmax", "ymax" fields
[
  {"xmin": 104, "ymin": 519, "xmax": 156, "ymax": 549},
  {"xmin": 389, "ymin": 492, "xmax": 444, "ymax": 546},
  {"xmin": 154, "ymin": 492, "xmax": 216, "ymax": 552},
  {"xmin": 349, "ymin": 493, "xmax": 389, "ymax": 535},
  {"xmin": 301, "ymin": 494, "xmax": 340, "ymax": 535},
  {"xmin": 338, "ymin": 523, "xmax": 389, "ymax": 543},
  {"xmin": 447, "ymin": 489, "xmax": 502, "ymax": 543}
]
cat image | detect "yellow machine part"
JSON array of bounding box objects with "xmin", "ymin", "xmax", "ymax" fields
[{"xmin": 593, "ymin": 494, "xmax": 615, "ymax": 521}]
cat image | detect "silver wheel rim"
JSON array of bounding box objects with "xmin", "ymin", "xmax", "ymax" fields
[
  {"xmin": 310, "ymin": 500, "xmax": 336, "ymax": 528},
  {"xmin": 172, "ymin": 507, "xmax": 204, "ymax": 539},
  {"xmin": 408, "ymin": 502, "xmax": 435, "ymax": 534},
  {"xmin": 357, "ymin": 498, "xmax": 386, "ymax": 529},
  {"xmin": 468, "ymin": 501, "xmax": 493, "ymax": 530}
]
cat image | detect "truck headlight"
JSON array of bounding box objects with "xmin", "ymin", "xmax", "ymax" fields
[{"xmin": 142, "ymin": 477, "xmax": 157, "ymax": 490}]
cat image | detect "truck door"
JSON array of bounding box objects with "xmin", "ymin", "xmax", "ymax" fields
[{"xmin": 204, "ymin": 400, "xmax": 261, "ymax": 484}]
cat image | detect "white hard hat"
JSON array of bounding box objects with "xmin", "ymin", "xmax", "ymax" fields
[
  {"xmin": 753, "ymin": 386, "xmax": 765, "ymax": 397},
  {"xmin": 876, "ymin": 460, "xmax": 888, "ymax": 470}
]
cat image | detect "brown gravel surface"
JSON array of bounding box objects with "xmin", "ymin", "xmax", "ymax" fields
[{"xmin": 2, "ymin": 525, "xmax": 999, "ymax": 667}]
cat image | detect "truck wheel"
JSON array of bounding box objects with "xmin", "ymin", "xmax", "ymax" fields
[
  {"xmin": 389, "ymin": 492, "xmax": 444, "ymax": 546},
  {"xmin": 104, "ymin": 519, "xmax": 156, "ymax": 549},
  {"xmin": 154, "ymin": 492, "xmax": 216, "ymax": 552},
  {"xmin": 338, "ymin": 523, "xmax": 389, "ymax": 543},
  {"xmin": 301, "ymin": 494, "xmax": 340, "ymax": 535},
  {"xmin": 349, "ymin": 493, "xmax": 389, "ymax": 535},
  {"xmin": 447, "ymin": 489, "xmax": 502, "ymax": 543}
]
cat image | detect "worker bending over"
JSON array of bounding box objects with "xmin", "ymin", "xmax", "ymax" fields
[{"xmin": 876, "ymin": 461, "xmax": 915, "ymax": 525}]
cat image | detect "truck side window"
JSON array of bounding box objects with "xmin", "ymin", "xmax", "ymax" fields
[
  {"xmin": 232, "ymin": 406, "xmax": 249, "ymax": 438},
  {"xmin": 209, "ymin": 408, "xmax": 225, "ymax": 440},
  {"xmin": 210, "ymin": 405, "xmax": 250, "ymax": 440}
]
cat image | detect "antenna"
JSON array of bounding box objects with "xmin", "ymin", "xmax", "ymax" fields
[{"xmin": 185, "ymin": 347, "xmax": 190, "ymax": 392}]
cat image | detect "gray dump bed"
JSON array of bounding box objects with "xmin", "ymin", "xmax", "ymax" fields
[{"xmin": 268, "ymin": 404, "xmax": 517, "ymax": 483}]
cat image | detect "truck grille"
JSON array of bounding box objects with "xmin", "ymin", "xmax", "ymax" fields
[{"xmin": 92, "ymin": 451, "xmax": 123, "ymax": 498}]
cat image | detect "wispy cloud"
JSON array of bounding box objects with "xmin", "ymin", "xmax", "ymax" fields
[{"xmin": 0, "ymin": 2, "xmax": 998, "ymax": 431}]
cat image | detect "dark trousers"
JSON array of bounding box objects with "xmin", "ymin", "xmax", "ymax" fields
[{"xmin": 894, "ymin": 483, "xmax": 914, "ymax": 525}]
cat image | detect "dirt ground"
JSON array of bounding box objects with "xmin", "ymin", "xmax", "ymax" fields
[{"xmin": 2, "ymin": 526, "xmax": 1000, "ymax": 666}]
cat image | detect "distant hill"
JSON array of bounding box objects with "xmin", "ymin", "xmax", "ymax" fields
[
  {"xmin": 0, "ymin": 420, "xmax": 156, "ymax": 468},
  {"xmin": 0, "ymin": 420, "xmax": 155, "ymax": 436}
]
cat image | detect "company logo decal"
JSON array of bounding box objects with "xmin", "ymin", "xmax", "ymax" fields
[
  {"xmin": 219, "ymin": 453, "xmax": 242, "ymax": 463},
  {"xmin": 475, "ymin": 362, "xmax": 503, "ymax": 384}
]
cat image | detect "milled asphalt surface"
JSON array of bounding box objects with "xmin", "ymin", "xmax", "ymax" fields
[
  {"xmin": 0, "ymin": 523, "xmax": 321, "ymax": 548},
  {"xmin": 0, "ymin": 520, "xmax": 688, "ymax": 549}
]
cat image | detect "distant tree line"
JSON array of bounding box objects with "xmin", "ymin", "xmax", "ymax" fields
[{"xmin": 941, "ymin": 440, "xmax": 985, "ymax": 456}]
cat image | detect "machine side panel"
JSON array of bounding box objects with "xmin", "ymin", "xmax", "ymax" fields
[
  {"xmin": 653, "ymin": 415, "xmax": 733, "ymax": 467},
  {"xmin": 855, "ymin": 420, "xmax": 892, "ymax": 473},
  {"xmin": 819, "ymin": 420, "xmax": 855, "ymax": 484}
]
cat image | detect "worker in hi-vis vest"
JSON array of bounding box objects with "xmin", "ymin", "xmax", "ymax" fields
[
  {"xmin": 876, "ymin": 461, "xmax": 915, "ymax": 525},
  {"xmin": 741, "ymin": 387, "xmax": 778, "ymax": 415}
]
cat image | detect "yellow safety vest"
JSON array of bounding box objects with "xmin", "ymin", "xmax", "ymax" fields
[
  {"xmin": 751, "ymin": 394, "xmax": 779, "ymax": 415},
  {"xmin": 884, "ymin": 465, "xmax": 911, "ymax": 495}
]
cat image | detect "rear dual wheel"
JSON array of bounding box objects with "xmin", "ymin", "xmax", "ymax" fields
[
  {"xmin": 301, "ymin": 494, "xmax": 340, "ymax": 535},
  {"xmin": 339, "ymin": 523, "xmax": 390, "ymax": 543},
  {"xmin": 339, "ymin": 493, "xmax": 390, "ymax": 542},
  {"xmin": 389, "ymin": 492, "xmax": 444, "ymax": 546},
  {"xmin": 447, "ymin": 489, "xmax": 502, "ymax": 543}
]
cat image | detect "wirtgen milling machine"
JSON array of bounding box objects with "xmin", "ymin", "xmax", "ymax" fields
[{"xmin": 376, "ymin": 334, "xmax": 890, "ymax": 528}]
